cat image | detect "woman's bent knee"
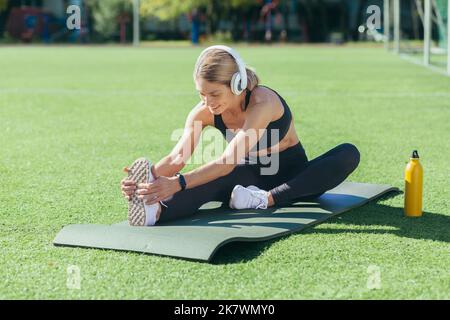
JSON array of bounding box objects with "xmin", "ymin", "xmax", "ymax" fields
[{"xmin": 339, "ymin": 143, "xmax": 360, "ymax": 172}]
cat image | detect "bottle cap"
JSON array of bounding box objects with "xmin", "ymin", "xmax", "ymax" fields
[{"xmin": 411, "ymin": 150, "xmax": 419, "ymax": 158}]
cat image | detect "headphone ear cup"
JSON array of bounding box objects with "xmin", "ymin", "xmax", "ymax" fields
[{"xmin": 231, "ymin": 72, "xmax": 242, "ymax": 95}]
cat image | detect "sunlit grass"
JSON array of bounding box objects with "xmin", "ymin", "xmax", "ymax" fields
[{"xmin": 0, "ymin": 45, "xmax": 449, "ymax": 299}]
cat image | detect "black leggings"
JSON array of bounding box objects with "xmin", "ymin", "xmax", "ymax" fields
[{"xmin": 158, "ymin": 142, "xmax": 360, "ymax": 223}]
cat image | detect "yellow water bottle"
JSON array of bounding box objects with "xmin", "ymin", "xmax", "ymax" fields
[{"xmin": 404, "ymin": 150, "xmax": 423, "ymax": 217}]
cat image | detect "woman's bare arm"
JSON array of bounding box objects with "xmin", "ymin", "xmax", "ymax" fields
[
  {"xmin": 182, "ymin": 102, "xmax": 273, "ymax": 189},
  {"xmin": 153, "ymin": 101, "xmax": 210, "ymax": 178},
  {"xmin": 152, "ymin": 154, "xmax": 184, "ymax": 178},
  {"xmin": 133, "ymin": 101, "xmax": 273, "ymax": 206}
]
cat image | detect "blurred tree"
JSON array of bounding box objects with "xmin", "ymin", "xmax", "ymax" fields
[
  {"xmin": 140, "ymin": 0, "xmax": 256, "ymax": 19},
  {"xmin": 0, "ymin": 0, "xmax": 8, "ymax": 13},
  {"xmin": 140, "ymin": 0, "xmax": 257, "ymax": 41},
  {"xmin": 140, "ymin": 0, "xmax": 205, "ymax": 21},
  {"xmin": 86, "ymin": 0, "xmax": 132, "ymax": 40}
]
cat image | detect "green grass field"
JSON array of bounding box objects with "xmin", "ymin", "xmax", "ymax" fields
[{"xmin": 0, "ymin": 45, "xmax": 449, "ymax": 299}]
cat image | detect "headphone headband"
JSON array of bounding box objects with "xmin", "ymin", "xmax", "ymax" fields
[{"xmin": 194, "ymin": 45, "xmax": 248, "ymax": 95}]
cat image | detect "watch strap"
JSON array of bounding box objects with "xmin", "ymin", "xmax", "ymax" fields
[{"xmin": 175, "ymin": 173, "xmax": 186, "ymax": 191}]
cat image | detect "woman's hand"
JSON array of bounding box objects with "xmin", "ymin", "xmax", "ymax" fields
[
  {"xmin": 137, "ymin": 176, "xmax": 181, "ymax": 205},
  {"xmin": 121, "ymin": 167, "xmax": 136, "ymax": 201}
]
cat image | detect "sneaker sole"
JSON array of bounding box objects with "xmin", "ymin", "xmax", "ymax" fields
[{"xmin": 127, "ymin": 157, "xmax": 149, "ymax": 226}]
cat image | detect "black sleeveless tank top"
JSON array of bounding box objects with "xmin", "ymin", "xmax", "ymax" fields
[{"xmin": 213, "ymin": 85, "xmax": 293, "ymax": 153}]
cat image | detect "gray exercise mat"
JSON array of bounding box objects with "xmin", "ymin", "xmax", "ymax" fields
[{"xmin": 53, "ymin": 182, "xmax": 399, "ymax": 262}]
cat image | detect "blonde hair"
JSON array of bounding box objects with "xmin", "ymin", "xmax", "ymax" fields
[{"xmin": 193, "ymin": 49, "xmax": 260, "ymax": 91}]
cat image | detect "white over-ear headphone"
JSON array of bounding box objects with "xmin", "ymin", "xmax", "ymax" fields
[{"xmin": 194, "ymin": 45, "xmax": 248, "ymax": 96}]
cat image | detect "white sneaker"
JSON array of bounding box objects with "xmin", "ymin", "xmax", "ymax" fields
[
  {"xmin": 127, "ymin": 157, "xmax": 160, "ymax": 226},
  {"xmin": 229, "ymin": 185, "xmax": 269, "ymax": 210}
]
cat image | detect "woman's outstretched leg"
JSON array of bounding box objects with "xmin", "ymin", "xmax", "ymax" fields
[
  {"xmin": 269, "ymin": 143, "xmax": 361, "ymax": 206},
  {"xmin": 157, "ymin": 163, "xmax": 262, "ymax": 223}
]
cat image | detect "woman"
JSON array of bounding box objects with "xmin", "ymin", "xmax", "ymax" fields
[{"xmin": 121, "ymin": 45, "xmax": 360, "ymax": 226}]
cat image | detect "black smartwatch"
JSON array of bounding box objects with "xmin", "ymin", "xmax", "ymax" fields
[{"xmin": 175, "ymin": 173, "xmax": 186, "ymax": 191}]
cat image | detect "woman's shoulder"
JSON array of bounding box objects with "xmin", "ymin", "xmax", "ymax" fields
[
  {"xmin": 248, "ymin": 85, "xmax": 285, "ymax": 109},
  {"xmin": 249, "ymin": 85, "xmax": 274, "ymax": 105},
  {"xmin": 192, "ymin": 101, "xmax": 214, "ymax": 127},
  {"xmin": 247, "ymin": 85, "xmax": 284, "ymax": 120}
]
